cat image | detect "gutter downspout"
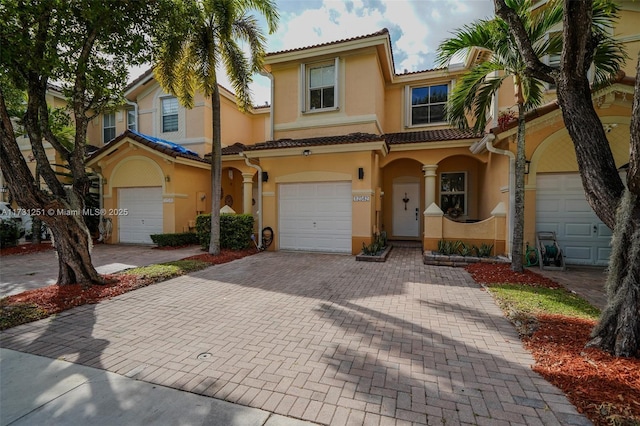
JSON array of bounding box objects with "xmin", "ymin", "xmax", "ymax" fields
[
  {"xmin": 483, "ymin": 133, "xmax": 515, "ymax": 259},
  {"xmin": 239, "ymin": 153, "xmax": 263, "ymax": 247},
  {"xmin": 258, "ymin": 70, "xmax": 274, "ymax": 141}
]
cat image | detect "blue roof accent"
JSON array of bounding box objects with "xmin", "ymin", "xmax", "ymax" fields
[{"xmin": 129, "ymin": 130, "xmax": 200, "ymax": 157}]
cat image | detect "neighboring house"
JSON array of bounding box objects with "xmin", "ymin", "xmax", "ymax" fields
[{"xmin": 68, "ymin": 5, "xmax": 640, "ymax": 263}]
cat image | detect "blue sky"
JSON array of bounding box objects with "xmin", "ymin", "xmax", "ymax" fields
[
  {"xmin": 132, "ymin": 0, "xmax": 494, "ymax": 106},
  {"xmin": 249, "ymin": 0, "xmax": 494, "ymax": 104}
]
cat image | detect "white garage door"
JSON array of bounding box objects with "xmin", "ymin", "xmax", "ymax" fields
[
  {"xmin": 279, "ymin": 182, "xmax": 352, "ymax": 253},
  {"xmin": 119, "ymin": 187, "xmax": 163, "ymax": 244},
  {"xmin": 536, "ymin": 174, "xmax": 611, "ymax": 265}
]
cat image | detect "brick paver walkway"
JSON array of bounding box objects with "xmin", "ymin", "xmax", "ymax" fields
[{"xmin": 1, "ymin": 248, "xmax": 589, "ymax": 425}]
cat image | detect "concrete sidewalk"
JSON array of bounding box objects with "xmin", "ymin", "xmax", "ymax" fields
[
  {"xmin": 0, "ymin": 348, "xmax": 317, "ymax": 426},
  {"xmin": 0, "ymin": 244, "xmax": 204, "ymax": 297}
]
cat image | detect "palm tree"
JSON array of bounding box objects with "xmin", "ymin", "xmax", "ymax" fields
[
  {"xmin": 154, "ymin": 0, "xmax": 278, "ymax": 255},
  {"xmin": 437, "ymin": 0, "xmax": 622, "ymax": 272}
]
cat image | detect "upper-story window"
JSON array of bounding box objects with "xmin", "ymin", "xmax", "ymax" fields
[
  {"xmin": 309, "ymin": 64, "xmax": 335, "ymax": 109},
  {"xmin": 409, "ymin": 84, "xmax": 448, "ymax": 126},
  {"xmin": 300, "ymin": 58, "xmax": 340, "ymax": 113},
  {"xmin": 162, "ymin": 97, "xmax": 178, "ymax": 132},
  {"xmin": 103, "ymin": 112, "xmax": 115, "ymax": 143},
  {"xmin": 127, "ymin": 109, "xmax": 137, "ymax": 132}
]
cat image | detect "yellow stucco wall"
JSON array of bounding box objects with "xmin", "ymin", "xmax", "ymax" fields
[
  {"xmin": 616, "ymin": 7, "xmax": 640, "ymax": 77},
  {"xmin": 91, "ymin": 139, "xmax": 212, "ymax": 243}
]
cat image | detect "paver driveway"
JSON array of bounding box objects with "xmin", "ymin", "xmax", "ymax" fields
[{"xmin": 0, "ymin": 248, "xmax": 588, "ymax": 425}]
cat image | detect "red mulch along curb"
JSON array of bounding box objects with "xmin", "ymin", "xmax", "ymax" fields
[
  {"xmin": 466, "ymin": 262, "xmax": 562, "ymax": 288},
  {"xmin": 0, "ymin": 242, "xmax": 54, "ymax": 256},
  {"xmin": 465, "ymin": 263, "xmax": 640, "ymax": 426}
]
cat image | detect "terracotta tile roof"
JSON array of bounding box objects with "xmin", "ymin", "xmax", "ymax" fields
[
  {"xmin": 267, "ymin": 28, "xmax": 390, "ymax": 56},
  {"xmin": 385, "ymin": 128, "xmax": 482, "ymax": 144},
  {"xmin": 221, "ymin": 142, "xmax": 246, "ymax": 155},
  {"xmin": 87, "ymin": 130, "xmax": 208, "ymax": 164},
  {"xmin": 243, "ymin": 132, "xmax": 385, "ymax": 152},
  {"xmin": 125, "ymin": 68, "xmax": 155, "ymax": 92}
]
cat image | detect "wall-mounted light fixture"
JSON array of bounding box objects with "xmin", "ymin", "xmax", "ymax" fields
[
  {"xmin": 228, "ymin": 169, "xmax": 234, "ymax": 180},
  {"xmin": 524, "ymin": 160, "xmax": 531, "ymax": 175},
  {"xmin": 358, "ymin": 167, "xmax": 364, "ymax": 180},
  {"xmin": 262, "ymin": 171, "xmax": 269, "ymax": 182},
  {"xmin": 302, "ymin": 149, "xmax": 311, "ymax": 156},
  {"xmin": 165, "ymin": 175, "xmax": 171, "ymax": 182}
]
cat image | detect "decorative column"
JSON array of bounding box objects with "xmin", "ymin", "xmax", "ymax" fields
[
  {"xmin": 242, "ymin": 172, "xmax": 254, "ymax": 215},
  {"xmin": 422, "ymin": 164, "xmax": 438, "ymax": 208}
]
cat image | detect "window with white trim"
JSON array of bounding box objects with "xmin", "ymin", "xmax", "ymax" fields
[
  {"xmin": 409, "ymin": 84, "xmax": 448, "ymax": 126},
  {"xmin": 103, "ymin": 112, "xmax": 115, "ymax": 143},
  {"xmin": 127, "ymin": 109, "xmax": 137, "ymax": 131},
  {"xmin": 440, "ymin": 172, "xmax": 466, "ymax": 217},
  {"xmin": 300, "ymin": 58, "xmax": 339, "ymax": 112},
  {"xmin": 161, "ymin": 97, "xmax": 178, "ymax": 132}
]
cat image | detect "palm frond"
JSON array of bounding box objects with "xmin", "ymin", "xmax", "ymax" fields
[
  {"xmin": 519, "ymin": 76, "xmax": 545, "ymax": 111},
  {"xmin": 445, "ymin": 61, "xmax": 505, "ymax": 130},
  {"xmin": 221, "ymin": 38, "xmax": 252, "ymax": 111},
  {"xmin": 232, "ymin": 14, "xmax": 267, "ymax": 73},
  {"xmin": 436, "ymin": 19, "xmax": 497, "ymax": 67},
  {"xmin": 592, "ymin": 38, "xmax": 626, "ymax": 86},
  {"xmin": 236, "ymin": 0, "xmax": 279, "ymax": 33}
]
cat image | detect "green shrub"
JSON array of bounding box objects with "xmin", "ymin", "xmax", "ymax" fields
[
  {"xmin": 196, "ymin": 213, "xmax": 254, "ymax": 250},
  {"xmin": 361, "ymin": 232, "xmax": 388, "ymax": 256},
  {"xmin": 150, "ymin": 232, "xmax": 199, "ymax": 247},
  {"xmin": 0, "ymin": 219, "xmax": 21, "ymax": 248},
  {"xmin": 437, "ymin": 240, "xmax": 462, "ymax": 255},
  {"xmin": 459, "ymin": 242, "xmax": 473, "ymax": 256},
  {"xmin": 474, "ymin": 243, "xmax": 494, "ymax": 257}
]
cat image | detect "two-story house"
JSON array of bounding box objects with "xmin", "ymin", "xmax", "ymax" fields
[{"xmin": 87, "ymin": 4, "xmax": 637, "ymax": 264}]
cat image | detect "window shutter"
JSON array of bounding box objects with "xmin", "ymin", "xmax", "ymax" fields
[
  {"xmin": 333, "ymin": 57, "xmax": 339, "ymax": 110},
  {"xmin": 300, "ymin": 63, "xmax": 306, "ymax": 113}
]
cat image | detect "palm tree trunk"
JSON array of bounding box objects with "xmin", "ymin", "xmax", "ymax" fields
[
  {"xmin": 511, "ymin": 102, "xmax": 527, "ymax": 272},
  {"xmin": 208, "ymin": 87, "xmax": 222, "ymax": 255}
]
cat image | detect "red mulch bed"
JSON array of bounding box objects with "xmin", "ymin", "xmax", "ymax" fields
[
  {"xmin": 1, "ymin": 248, "xmax": 258, "ymax": 328},
  {"xmin": 524, "ymin": 315, "xmax": 640, "ymax": 425},
  {"xmin": 466, "ymin": 262, "xmax": 562, "ymax": 288},
  {"xmin": 466, "ymin": 263, "xmax": 640, "ymax": 425},
  {"xmin": 0, "ymin": 242, "xmax": 54, "ymax": 256}
]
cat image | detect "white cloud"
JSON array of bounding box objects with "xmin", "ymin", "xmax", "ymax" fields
[{"xmin": 130, "ymin": 0, "xmax": 494, "ymax": 107}]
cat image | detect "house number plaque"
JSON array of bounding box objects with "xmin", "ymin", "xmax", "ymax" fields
[{"xmin": 353, "ymin": 195, "xmax": 370, "ymax": 202}]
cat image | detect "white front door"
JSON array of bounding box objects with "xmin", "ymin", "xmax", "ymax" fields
[
  {"xmin": 536, "ymin": 174, "xmax": 612, "ymax": 265},
  {"xmin": 279, "ymin": 182, "xmax": 352, "ymax": 253},
  {"xmin": 392, "ymin": 181, "xmax": 420, "ymax": 238},
  {"xmin": 118, "ymin": 187, "xmax": 163, "ymax": 244}
]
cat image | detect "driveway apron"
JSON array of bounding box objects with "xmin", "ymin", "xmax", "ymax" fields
[{"xmin": 0, "ymin": 247, "xmax": 589, "ymax": 425}]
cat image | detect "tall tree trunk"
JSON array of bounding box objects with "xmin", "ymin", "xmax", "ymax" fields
[
  {"xmin": 209, "ymin": 87, "xmax": 222, "ymax": 255},
  {"xmin": 511, "ymin": 103, "xmax": 526, "ymax": 272},
  {"xmin": 0, "ymin": 90, "xmax": 103, "ymax": 286},
  {"xmin": 587, "ymin": 190, "xmax": 640, "ymax": 357},
  {"xmin": 554, "ymin": 3, "xmax": 639, "ymax": 357}
]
